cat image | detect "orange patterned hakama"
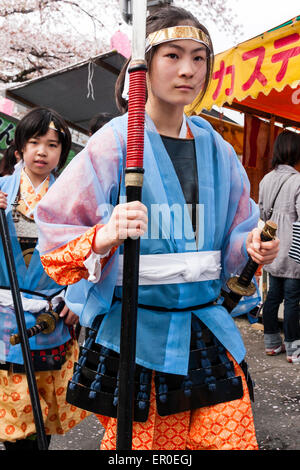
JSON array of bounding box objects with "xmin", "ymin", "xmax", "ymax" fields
[
  {"xmin": 0, "ymin": 340, "xmax": 89, "ymax": 442},
  {"xmin": 97, "ymin": 357, "xmax": 258, "ymax": 451}
]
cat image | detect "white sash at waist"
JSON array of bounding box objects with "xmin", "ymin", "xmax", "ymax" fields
[
  {"xmin": 116, "ymin": 251, "xmax": 221, "ymax": 286},
  {"xmin": 0, "ymin": 289, "xmax": 65, "ymax": 313}
]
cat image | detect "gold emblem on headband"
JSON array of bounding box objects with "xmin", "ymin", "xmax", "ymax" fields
[
  {"xmin": 49, "ymin": 121, "xmax": 65, "ymax": 135},
  {"xmin": 145, "ymin": 25, "xmax": 211, "ymax": 52}
]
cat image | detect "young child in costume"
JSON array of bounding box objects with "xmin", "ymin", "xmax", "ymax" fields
[
  {"xmin": 0, "ymin": 107, "xmax": 88, "ymax": 451},
  {"xmin": 35, "ymin": 7, "xmax": 279, "ymax": 450}
]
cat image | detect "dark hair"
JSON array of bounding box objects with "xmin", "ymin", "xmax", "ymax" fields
[
  {"xmin": 271, "ymin": 130, "xmax": 300, "ymax": 169},
  {"xmin": 14, "ymin": 107, "xmax": 72, "ymax": 172},
  {"xmin": 0, "ymin": 142, "xmax": 18, "ymax": 176},
  {"xmin": 88, "ymin": 112, "xmax": 115, "ymax": 135},
  {"xmin": 115, "ymin": 5, "xmax": 214, "ymax": 114}
]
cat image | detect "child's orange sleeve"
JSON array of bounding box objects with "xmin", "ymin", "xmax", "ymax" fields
[{"xmin": 41, "ymin": 225, "xmax": 116, "ymax": 285}]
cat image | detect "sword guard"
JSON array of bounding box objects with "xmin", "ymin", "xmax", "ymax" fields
[
  {"xmin": 36, "ymin": 310, "xmax": 59, "ymax": 334},
  {"xmin": 226, "ymin": 276, "xmax": 256, "ymax": 297}
]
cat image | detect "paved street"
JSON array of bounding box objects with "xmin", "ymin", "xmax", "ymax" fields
[
  {"xmin": 237, "ymin": 317, "xmax": 300, "ymax": 451},
  {"xmin": 1, "ymin": 317, "xmax": 299, "ymax": 451}
]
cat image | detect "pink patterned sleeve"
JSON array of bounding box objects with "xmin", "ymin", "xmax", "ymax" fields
[{"xmin": 35, "ymin": 123, "xmax": 124, "ymax": 283}]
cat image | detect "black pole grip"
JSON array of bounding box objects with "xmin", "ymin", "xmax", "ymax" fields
[{"xmin": 116, "ymin": 176, "xmax": 143, "ymax": 450}]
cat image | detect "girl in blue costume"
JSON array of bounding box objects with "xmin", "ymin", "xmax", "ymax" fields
[
  {"xmin": 35, "ymin": 7, "xmax": 279, "ymax": 450},
  {"xmin": 0, "ymin": 107, "xmax": 88, "ymax": 450}
]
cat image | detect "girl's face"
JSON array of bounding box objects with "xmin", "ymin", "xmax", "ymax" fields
[
  {"xmin": 22, "ymin": 128, "xmax": 62, "ymax": 182},
  {"xmin": 147, "ymin": 39, "xmax": 208, "ymax": 109}
]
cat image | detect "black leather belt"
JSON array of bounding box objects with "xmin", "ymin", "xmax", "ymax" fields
[{"xmin": 113, "ymin": 295, "xmax": 217, "ymax": 312}]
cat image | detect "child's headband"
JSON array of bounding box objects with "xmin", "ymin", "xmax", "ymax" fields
[
  {"xmin": 49, "ymin": 120, "xmax": 65, "ymax": 135},
  {"xmin": 145, "ymin": 25, "xmax": 211, "ymax": 53}
]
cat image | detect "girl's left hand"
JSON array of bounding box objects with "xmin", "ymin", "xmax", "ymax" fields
[
  {"xmin": 59, "ymin": 304, "xmax": 79, "ymax": 326},
  {"xmin": 246, "ymin": 228, "xmax": 280, "ymax": 265}
]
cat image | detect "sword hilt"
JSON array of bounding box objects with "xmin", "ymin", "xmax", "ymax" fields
[
  {"xmin": 10, "ymin": 309, "xmax": 60, "ymax": 346},
  {"xmin": 222, "ymin": 221, "xmax": 277, "ymax": 313}
]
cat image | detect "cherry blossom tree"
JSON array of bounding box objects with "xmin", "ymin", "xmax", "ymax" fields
[{"xmin": 0, "ymin": 0, "xmax": 242, "ymax": 84}]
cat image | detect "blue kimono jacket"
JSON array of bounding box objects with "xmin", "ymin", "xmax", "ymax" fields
[
  {"xmin": 0, "ymin": 168, "xmax": 71, "ymax": 364},
  {"xmin": 36, "ymin": 114, "xmax": 259, "ymax": 375}
]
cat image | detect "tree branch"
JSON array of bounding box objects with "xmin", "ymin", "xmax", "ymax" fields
[
  {"xmin": 0, "ymin": 8, "xmax": 35, "ymax": 17},
  {"xmin": 0, "ymin": 0, "xmax": 105, "ymax": 27},
  {"xmin": 0, "ymin": 66, "xmax": 47, "ymax": 83}
]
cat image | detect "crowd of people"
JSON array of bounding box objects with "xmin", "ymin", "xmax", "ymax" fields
[{"xmin": 0, "ymin": 4, "xmax": 298, "ymax": 452}]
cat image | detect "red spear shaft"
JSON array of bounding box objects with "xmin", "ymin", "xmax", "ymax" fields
[{"xmin": 116, "ymin": 0, "xmax": 147, "ymax": 450}]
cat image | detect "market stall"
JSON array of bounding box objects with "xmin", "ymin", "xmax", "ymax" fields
[
  {"xmin": 187, "ymin": 15, "xmax": 300, "ymax": 202},
  {"xmin": 200, "ymin": 110, "xmax": 244, "ymax": 158},
  {"xmin": 5, "ymin": 50, "xmax": 126, "ymax": 135}
]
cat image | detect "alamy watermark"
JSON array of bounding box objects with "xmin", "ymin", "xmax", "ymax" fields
[{"xmin": 96, "ymin": 200, "xmax": 205, "ymax": 250}]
